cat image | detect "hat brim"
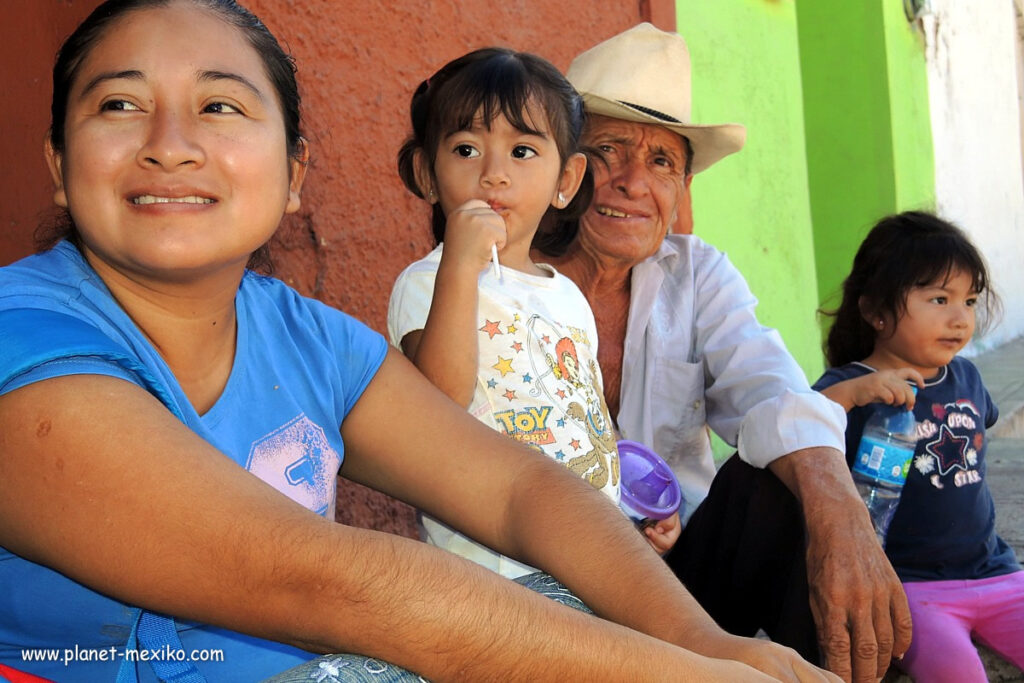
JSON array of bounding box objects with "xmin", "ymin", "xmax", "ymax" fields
[{"xmin": 582, "ymin": 94, "xmax": 746, "ymax": 175}]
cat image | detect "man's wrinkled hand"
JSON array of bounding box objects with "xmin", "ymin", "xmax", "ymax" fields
[{"xmin": 806, "ymin": 504, "xmax": 913, "ymax": 683}]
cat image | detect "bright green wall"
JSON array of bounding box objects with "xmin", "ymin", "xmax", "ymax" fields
[
  {"xmin": 882, "ymin": 1, "xmax": 935, "ymax": 213},
  {"xmin": 796, "ymin": 0, "xmax": 934, "ymax": 319},
  {"xmin": 676, "ymin": 0, "xmax": 825, "ymax": 381}
]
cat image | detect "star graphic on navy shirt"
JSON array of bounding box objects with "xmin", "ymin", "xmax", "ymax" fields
[{"xmin": 926, "ymin": 423, "xmax": 970, "ymax": 475}]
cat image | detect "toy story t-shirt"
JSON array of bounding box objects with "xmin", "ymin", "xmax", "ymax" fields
[{"xmin": 389, "ymin": 245, "xmax": 620, "ymax": 577}]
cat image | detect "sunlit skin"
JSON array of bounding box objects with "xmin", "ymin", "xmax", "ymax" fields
[
  {"xmin": 42, "ymin": 2, "xmax": 306, "ymax": 413},
  {"xmin": 864, "ymin": 270, "xmax": 977, "ymax": 380},
  {"xmin": 424, "ymin": 104, "xmax": 584, "ymax": 275},
  {"xmin": 45, "ymin": 3, "xmax": 306, "ymax": 292},
  {"xmin": 573, "ymin": 115, "xmax": 693, "ymax": 274},
  {"xmin": 543, "ymin": 113, "xmax": 914, "ymax": 681},
  {"xmin": 545, "ymin": 116, "xmax": 694, "ymax": 420}
]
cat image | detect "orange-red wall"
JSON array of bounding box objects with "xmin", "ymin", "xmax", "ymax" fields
[{"xmin": 1, "ymin": 0, "xmax": 673, "ymax": 535}]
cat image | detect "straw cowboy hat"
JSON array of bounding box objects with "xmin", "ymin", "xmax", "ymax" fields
[{"xmin": 567, "ymin": 23, "xmax": 746, "ymax": 174}]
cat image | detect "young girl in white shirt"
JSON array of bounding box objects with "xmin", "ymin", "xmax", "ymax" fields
[{"xmin": 388, "ymin": 47, "xmax": 680, "ymax": 577}]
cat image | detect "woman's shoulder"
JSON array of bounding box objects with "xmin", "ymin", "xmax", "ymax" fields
[
  {"xmin": 0, "ymin": 242, "xmax": 94, "ymax": 304},
  {"xmin": 238, "ymin": 270, "xmax": 385, "ymax": 352}
]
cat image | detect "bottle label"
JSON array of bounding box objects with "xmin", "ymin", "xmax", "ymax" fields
[{"xmin": 853, "ymin": 435, "xmax": 914, "ymax": 486}]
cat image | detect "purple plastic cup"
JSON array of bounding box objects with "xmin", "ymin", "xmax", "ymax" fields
[{"xmin": 617, "ymin": 439, "xmax": 684, "ymax": 525}]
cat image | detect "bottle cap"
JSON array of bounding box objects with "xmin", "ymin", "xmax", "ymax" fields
[{"xmin": 617, "ymin": 440, "xmax": 683, "ymax": 522}]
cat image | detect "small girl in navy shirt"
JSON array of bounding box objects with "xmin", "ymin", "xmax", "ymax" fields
[{"xmin": 813, "ymin": 211, "xmax": 1022, "ymax": 681}]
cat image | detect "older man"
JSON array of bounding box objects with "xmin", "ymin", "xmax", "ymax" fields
[{"xmin": 545, "ymin": 24, "xmax": 913, "ymax": 683}]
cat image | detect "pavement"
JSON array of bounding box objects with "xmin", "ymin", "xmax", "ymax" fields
[{"xmin": 884, "ymin": 334, "xmax": 1024, "ymax": 682}]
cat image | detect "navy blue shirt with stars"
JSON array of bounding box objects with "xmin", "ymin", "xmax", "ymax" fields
[{"xmin": 814, "ymin": 357, "xmax": 1020, "ymax": 582}]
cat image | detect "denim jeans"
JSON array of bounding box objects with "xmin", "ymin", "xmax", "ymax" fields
[{"xmin": 262, "ymin": 572, "xmax": 591, "ymax": 683}]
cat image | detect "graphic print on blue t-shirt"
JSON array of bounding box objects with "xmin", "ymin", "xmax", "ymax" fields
[
  {"xmin": 913, "ymin": 398, "xmax": 983, "ymax": 489},
  {"xmin": 246, "ymin": 413, "xmax": 340, "ymax": 517}
]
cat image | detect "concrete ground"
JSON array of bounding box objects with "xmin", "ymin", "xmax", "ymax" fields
[{"xmin": 884, "ymin": 336, "xmax": 1024, "ymax": 682}]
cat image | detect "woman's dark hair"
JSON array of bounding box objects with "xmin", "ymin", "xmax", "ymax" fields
[
  {"xmin": 396, "ymin": 47, "xmax": 593, "ymax": 256},
  {"xmin": 822, "ymin": 211, "xmax": 1000, "ymax": 367},
  {"xmin": 37, "ymin": 0, "xmax": 303, "ymax": 273}
]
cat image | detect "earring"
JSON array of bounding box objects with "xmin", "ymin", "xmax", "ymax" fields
[
  {"xmin": 877, "ymin": 319, "xmax": 885, "ymax": 329},
  {"xmin": 557, "ymin": 192, "xmax": 566, "ymax": 207},
  {"xmin": 427, "ymin": 189, "xmax": 436, "ymax": 202}
]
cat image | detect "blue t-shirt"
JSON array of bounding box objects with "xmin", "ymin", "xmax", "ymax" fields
[
  {"xmin": 0, "ymin": 242, "xmax": 388, "ymax": 681},
  {"xmin": 814, "ymin": 359, "xmax": 1020, "ymax": 582}
]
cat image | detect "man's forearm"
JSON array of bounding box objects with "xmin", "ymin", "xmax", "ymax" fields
[{"xmin": 766, "ymin": 445, "xmax": 867, "ymax": 533}]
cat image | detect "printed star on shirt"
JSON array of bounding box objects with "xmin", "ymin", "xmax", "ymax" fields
[
  {"xmin": 510, "ymin": 341, "xmax": 523, "ymax": 353},
  {"xmin": 556, "ymin": 418, "xmax": 566, "ymax": 427},
  {"xmin": 966, "ymin": 448, "xmax": 979, "ymax": 467},
  {"xmin": 486, "ymin": 378, "xmax": 497, "ymax": 389},
  {"xmin": 555, "ymin": 450, "xmax": 566, "ymax": 461},
  {"xmin": 513, "ymin": 313, "xmax": 521, "ymax": 322},
  {"xmin": 542, "ymin": 334, "xmax": 551, "ymax": 344},
  {"xmin": 521, "ymin": 373, "xmax": 533, "ymax": 383},
  {"xmin": 506, "ymin": 323, "xmax": 518, "ymax": 334},
  {"xmin": 570, "ymin": 438, "xmax": 581, "ymax": 450},
  {"xmin": 555, "ymin": 389, "xmax": 567, "ymax": 399},
  {"xmin": 479, "ymin": 320, "xmax": 502, "ymax": 339},
  {"xmin": 925, "ymin": 423, "xmax": 970, "ymax": 475},
  {"xmin": 503, "ymin": 389, "xmax": 517, "ymax": 401},
  {"xmin": 492, "ymin": 356, "xmax": 514, "ymax": 377}
]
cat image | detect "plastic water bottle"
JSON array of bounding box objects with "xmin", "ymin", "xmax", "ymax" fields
[{"xmin": 852, "ymin": 400, "xmax": 918, "ymax": 546}]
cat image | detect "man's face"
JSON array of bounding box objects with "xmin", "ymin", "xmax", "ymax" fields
[{"xmin": 578, "ymin": 115, "xmax": 692, "ymax": 267}]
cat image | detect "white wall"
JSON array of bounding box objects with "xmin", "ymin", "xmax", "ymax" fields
[{"xmin": 923, "ymin": 0, "xmax": 1024, "ymax": 352}]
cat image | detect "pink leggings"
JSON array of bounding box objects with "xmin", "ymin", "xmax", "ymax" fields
[{"xmin": 897, "ymin": 570, "xmax": 1024, "ymax": 682}]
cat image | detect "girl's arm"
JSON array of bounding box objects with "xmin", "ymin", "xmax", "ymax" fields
[
  {"xmin": 0, "ymin": 356, "xmax": 819, "ymax": 682},
  {"xmin": 819, "ymin": 368, "xmax": 924, "ymax": 412},
  {"xmin": 401, "ymin": 199, "xmax": 506, "ymax": 407}
]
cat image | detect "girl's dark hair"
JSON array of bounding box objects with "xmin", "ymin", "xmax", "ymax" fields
[
  {"xmin": 822, "ymin": 211, "xmax": 1000, "ymax": 367},
  {"xmin": 37, "ymin": 0, "xmax": 303, "ymax": 273},
  {"xmin": 396, "ymin": 47, "xmax": 593, "ymax": 256}
]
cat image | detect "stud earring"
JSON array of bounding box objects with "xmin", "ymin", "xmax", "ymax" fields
[
  {"xmin": 557, "ymin": 192, "xmax": 566, "ymax": 207},
  {"xmin": 877, "ymin": 319, "xmax": 885, "ymax": 329},
  {"xmin": 427, "ymin": 189, "xmax": 436, "ymax": 202}
]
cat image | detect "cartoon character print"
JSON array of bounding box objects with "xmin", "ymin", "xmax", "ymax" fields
[
  {"xmin": 912, "ymin": 398, "xmax": 985, "ymax": 490},
  {"xmin": 479, "ymin": 312, "xmax": 619, "ymax": 494},
  {"xmin": 562, "ymin": 359, "xmax": 621, "ymax": 489}
]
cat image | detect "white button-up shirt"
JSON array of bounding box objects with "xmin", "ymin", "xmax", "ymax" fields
[{"xmin": 616, "ymin": 235, "xmax": 846, "ymax": 524}]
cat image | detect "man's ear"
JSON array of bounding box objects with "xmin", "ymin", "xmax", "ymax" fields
[
  {"xmin": 284, "ymin": 138, "xmax": 310, "ymax": 215},
  {"xmin": 671, "ymin": 174, "xmax": 694, "ymax": 234},
  {"xmin": 44, "ymin": 137, "xmax": 68, "ymax": 209},
  {"xmin": 412, "ymin": 149, "xmax": 437, "ymax": 203},
  {"xmin": 553, "ymin": 152, "xmax": 587, "ymax": 208}
]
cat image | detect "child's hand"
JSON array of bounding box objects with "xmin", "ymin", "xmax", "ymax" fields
[
  {"xmin": 643, "ymin": 511, "xmax": 681, "ymax": 555},
  {"xmin": 441, "ymin": 199, "xmax": 507, "ymax": 274},
  {"xmin": 848, "ymin": 368, "xmax": 925, "ymax": 409}
]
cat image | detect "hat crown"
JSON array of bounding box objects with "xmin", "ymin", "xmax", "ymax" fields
[{"xmin": 567, "ymin": 22, "xmax": 692, "ymax": 125}]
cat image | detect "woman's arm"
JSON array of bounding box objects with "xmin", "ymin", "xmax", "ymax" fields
[
  {"xmin": 341, "ymin": 350, "xmax": 838, "ymax": 682},
  {"xmin": 0, "ymin": 366, "xmax": 780, "ymax": 682}
]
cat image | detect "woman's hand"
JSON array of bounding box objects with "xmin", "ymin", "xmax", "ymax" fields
[
  {"xmin": 643, "ymin": 511, "xmax": 682, "ymax": 555},
  {"xmin": 706, "ymin": 635, "xmax": 844, "ymax": 683}
]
